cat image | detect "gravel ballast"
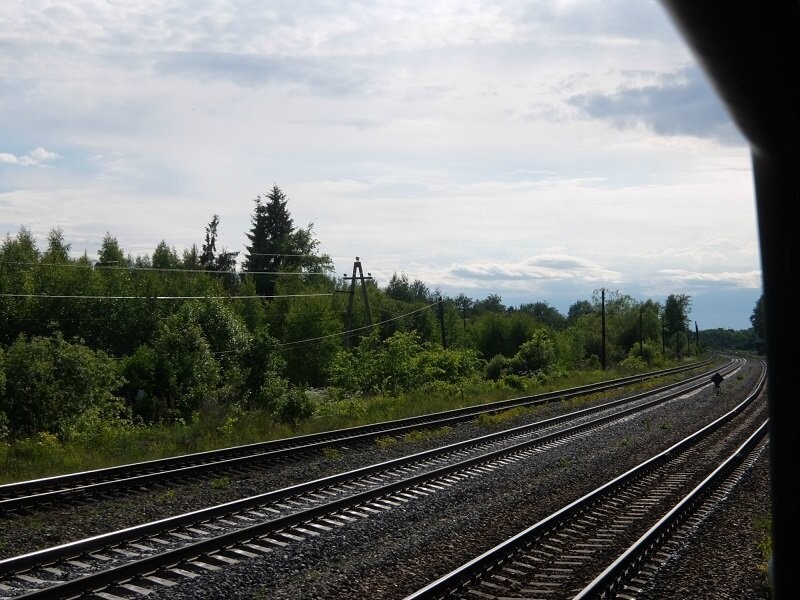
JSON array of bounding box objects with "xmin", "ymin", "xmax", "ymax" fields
[{"xmin": 2, "ymin": 358, "xmax": 772, "ymax": 599}]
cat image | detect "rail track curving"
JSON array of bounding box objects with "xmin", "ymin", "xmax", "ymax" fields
[
  {"xmin": 0, "ymin": 360, "xmax": 715, "ymax": 513},
  {"xmin": 0, "ymin": 358, "xmax": 757, "ymax": 599},
  {"xmin": 405, "ymin": 360, "xmax": 767, "ymax": 599}
]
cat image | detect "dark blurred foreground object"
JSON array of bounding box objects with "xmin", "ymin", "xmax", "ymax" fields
[
  {"xmin": 657, "ymin": 2, "xmax": 799, "ymax": 598},
  {"xmin": 711, "ymin": 371, "xmax": 723, "ymax": 395}
]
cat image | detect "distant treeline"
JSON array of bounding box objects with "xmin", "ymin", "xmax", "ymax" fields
[{"xmin": 0, "ymin": 186, "xmax": 763, "ymax": 440}]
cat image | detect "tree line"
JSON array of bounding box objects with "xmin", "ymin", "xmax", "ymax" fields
[{"xmin": 0, "ymin": 185, "xmax": 762, "ymax": 440}]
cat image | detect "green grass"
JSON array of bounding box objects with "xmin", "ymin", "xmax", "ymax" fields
[
  {"xmin": 475, "ymin": 406, "xmax": 533, "ymax": 428},
  {"xmin": 402, "ymin": 426, "xmax": 453, "ymax": 444},
  {"xmin": 376, "ymin": 435, "xmax": 398, "ymax": 449},
  {"xmin": 0, "ymin": 358, "xmax": 702, "ymax": 484},
  {"xmin": 157, "ymin": 488, "xmax": 176, "ymax": 502},
  {"xmin": 322, "ymin": 447, "xmax": 343, "ymax": 460},
  {"xmin": 209, "ymin": 476, "xmax": 231, "ymax": 490},
  {"xmin": 754, "ymin": 514, "xmax": 773, "ymax": 581}
]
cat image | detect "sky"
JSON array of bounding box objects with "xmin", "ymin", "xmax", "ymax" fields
[{"xmin": 0, "ymin": 0, "xmax": 763, "ymax": 330}]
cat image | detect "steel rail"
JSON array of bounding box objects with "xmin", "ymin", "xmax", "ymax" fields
[
  {"xmin": 573, "ymin": 419, "xmax": 769, "ymax": 599},
  {"xmin": 2, "ymin": 359, "xmax": 737, "ymax": 572},
  {"xmin": 403, "ymin": 360, "xmax": 767, "ymax": 599},
  {"xmin": 0, "ymin": 361, "xmax": 741, "ymax": 597},
  {"xmin": 0, "ymin": 360, "xmax": 716, "ymax": 512}
]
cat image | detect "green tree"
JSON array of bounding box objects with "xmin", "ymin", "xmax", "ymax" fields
[
  {"xmin": 1, "ymin": 226, "xmax": 40, "ymax": 264},
  {"xmin": 474, "ymin": 293, "xmax": 505, "ymax": 314},
  {"xmin": 241, "ymin": 327, "xmax": 289, "ymax": 410},
  {"xmin": 43, "ymin": 227, "xmax": 71, "ymax": 263},
  {"xmin": 613, "ymin": 299, "xmax": 661, "ymax": 358},
  {"xmin": 512, "ymin": 329, "xmax": 556, "ymax": 374},
  {"xmin": 243, "ymin": 185, "xmax": 330, "ymax": 296},
  {"xmin": 244, "ymin": 185, "xmax": 295, "ymax": 296},
  {"xmin": 235, "ymin": 277, "xmax": 267, "ymax": 332},
  {"xmin": 201, "ymin": 215, "xmax": 220, "ymax": 270},
  {"xmin": 182, "ymin": 244, "xmax": 202, "ymax": 269},
  {"xmin": 386, "ymin": 273, "xmax": 431, "ymax": 303},
  {"xmin": 700, "ymin": 327, "xmax": 755, "ymax": 351},
  {"xmin": 200, "ymin": 215, "xmax": 239, "ymax": 276},
  {"xmin": 150, "ymin": 314, "xmax": 220, "ymax": 422},
  {"xmin": 328, "ymin": 330, "xmax": 481, "ymax": 396},
  {"xmin": 663, "ymin": 293, "xmax": 692, "ymax": 336},
  {"xmin": 470, "ymin": 311, "xmax": 537, "ymax": 359},
  {"xmin": 152, "ymin": 240, "xmax": 180, "ymax": 269},
  {"xmin": 0, "ymin": 334, "xmax": 121, "ymax": 436},
  {"xmin": 0, "ymin": 228, "xmax": 42, "ymax": 345},
  {"xmin": 97, "ymin": 233, "xmax": 127, "ymax": 266},
  {"xmin": 567, "ymin": 299, "xmax": 593, "ymax": 323},
  {"xmin": 280, "ymin": 295, "xmax": 341, "ymax": 387},
  {"xmin": 663, "ymin": 293, "xmax": 692, "ymax": 357},
  {"xmin": 518, "ymin": 301, "xmax": 566, "ymax": 330},
  {"xmin": 453, "ymin": 293, "xmax": 475, "ymax": 332}
]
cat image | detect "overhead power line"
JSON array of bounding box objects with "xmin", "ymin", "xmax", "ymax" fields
[
  {"xmin": 0, "ymin": 293, "xmax": 333, "ymax": 300},
  {"xmin": 241, "ymin": 252, "xmax": 323, "ymax": 258},
  {"xmin": 0, "ymin": 261, "xmax": 331, "ymax": 276},
  {"xmin": 279, "ymin": 299, "xmax": 440, "ymax": 347}
]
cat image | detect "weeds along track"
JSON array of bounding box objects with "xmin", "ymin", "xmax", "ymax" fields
[
  {"xmin": 405, "ymin": 361, "xmax": 767, "ymax": 600},
  {"xmin": 0, "ymin": 359, "xmax": 753, "ymax": 599},
  {"xmin": 0, "ymin": 360, "xmax": 715, "ymax": 513}
]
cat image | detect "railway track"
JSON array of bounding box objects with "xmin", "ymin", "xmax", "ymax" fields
[
  {"xmin": 405, "ymin": 361, "xmax": 767, "ymax": 599},
  {"xmin": 0, "ymin": 360, "xmax": 715, "ymax": 513},
  {"xmin": 0, "ymin": 358, "xmax": 753, "ymax": 599}
]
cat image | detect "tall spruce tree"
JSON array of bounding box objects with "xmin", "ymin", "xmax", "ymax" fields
[
  {"xmin": 243, "ymin": 185, "xmax": 332, "ymax": 296},
  {"xmin": 244, "ymin": 185, "xmax": 296, "ymax": 296}
]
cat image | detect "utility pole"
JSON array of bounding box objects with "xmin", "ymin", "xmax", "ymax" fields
[
  {"xmin": 601, "ymin": 288, "xmax": 606, "ymax": 370},
  {"xmin": 343, "ymin": 257, "xmax": 373, "ymax": 348},
  {"xmin": 436, "ymin": 294, "xmax": 447, "ymax": 349},
  {"xmin": 639, "ymin": 305, "xmax": 644, "ymax": 358},
  {"xmin": 695, "ymin": 321, "xmax": 699, "ymax": 353},
  {"xmin": 686, "ymin": 326, "xmax": 691, "ymax": 356}
]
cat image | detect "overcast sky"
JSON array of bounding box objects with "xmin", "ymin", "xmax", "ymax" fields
[{"xmin": 0, "ymin": 1, "xmax": 762, "ymax": 330}]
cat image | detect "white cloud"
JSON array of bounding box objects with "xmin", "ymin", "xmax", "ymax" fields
[
  {"xmin": 656, "ymin": 269, "xmax": 762, "ymax": 290},
  {"xmin": 448, "ymin": 254, "xmax": 622, "ymax": 285},
  {"xmin": 0, "ymin": 147, "xmax": 60, "ymax": 167},
  {"xmin": 0, "ymin": 1, "xmax": 762, "ymax": 329}
]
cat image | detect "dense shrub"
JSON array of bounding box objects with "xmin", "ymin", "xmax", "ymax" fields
[
  {"xmin": 619, "ymin": 355, "xmax": 647, "ymax": 372},
  {"xmin": 328, "ymin": 331, "xmax": 483, "ymax": 396},
  {"xmin": 485, "ymin": 354, "xmax": 513, "ymax": 380},
  {"xmin": 512, "ymin": 330, "xmax": 556, "ymax": 374},
  {"xmin": 150, "ymin": 315, "xmax": 220, "ymax": 423},
  {"xmin": 274, "ymin": 387, "xmax": 314, "ymax": 425},
  {"xmin": 0, "ymin": 334, "xmax": 122, "ymax": 437}
]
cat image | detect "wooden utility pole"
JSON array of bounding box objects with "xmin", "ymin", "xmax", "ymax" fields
[
  {"xmin": 686, "ymin": 326, "xmax": 691, "ymax": 356},
  {"xmin": 639, "ymin": 306, "xmax": 644, "ymax": 357},
  {"xmin": 436, "ymin": 295, "xmax": 447, "ymax": 349},
  {"xmin": 343, "ymin": 257, "xmax": 373, "ymax": 348},
  {"xmin": 601, "ymin": 288, "xmax": 606, "ymax": 370}
]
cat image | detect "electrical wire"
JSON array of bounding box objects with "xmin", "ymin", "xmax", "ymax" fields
[
  {"xmin": 242, "ymin": 252, "xmax": 326, "ymax": 258},
  {"xmin": 0, "ymin": 261, "xmax": 331, "ymax": 276},
  {"xmin": 0, "ymin": 293, "xmax": 334, "ymax": 300},
  {"xmin": 279, "ymin": 299, "xmax": 440, "ymax": 347}
]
